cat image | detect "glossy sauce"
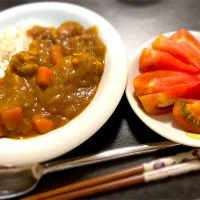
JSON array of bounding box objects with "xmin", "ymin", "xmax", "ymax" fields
[{"xmin": 0, "ymin": 21, "xmax": 106, "ymax": 139}]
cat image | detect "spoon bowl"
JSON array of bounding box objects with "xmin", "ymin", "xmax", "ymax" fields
[{"xmin": 0, "ymin": 164, "xmax": 43, "ymax": 199}]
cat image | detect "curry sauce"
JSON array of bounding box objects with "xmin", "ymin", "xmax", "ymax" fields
[{"xmin": 0, "ymin": 21, "xmax": 106, "ymax": 139}]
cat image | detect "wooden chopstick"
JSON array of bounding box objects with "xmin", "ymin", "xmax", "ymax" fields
[
  {"xmin": 26, "ymin": 159, "xmax": 200, "ymax": 200},
  {"xmin": 46, "ymin": 173, "xmax": 144, "ymax": 200},
  {"xmin": 22, "ymin": 165, "xmax": 144, "ymax": 200},
  {"xmin": 45, "ymin": 159, "xmax": 200, "ymax": 200},
  {"xmin": 23, "ymin": 149, "xmax": 200, "ymax": 200}
]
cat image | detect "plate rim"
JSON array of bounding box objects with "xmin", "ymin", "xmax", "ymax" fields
[
  {"xmin": 0, "ymin": 2, "xmax": 128, "ymax": 165},
  {"xmin": 126, "ymin": 30, "xmax": 200, "ymax": 147}
]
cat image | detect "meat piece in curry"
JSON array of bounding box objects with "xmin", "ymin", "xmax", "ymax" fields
[{"xmin": 0, "ymin": 21, "xmax": 106, "ymax": 139}]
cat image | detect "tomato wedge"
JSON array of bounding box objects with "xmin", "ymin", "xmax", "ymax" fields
[
  {"xmin": 138, "ymin": 82, "xmax": 200, "ymax": 115},
  {"xmin": 138, "ymin": 93, "xmax": 173, "ymax": 115},
  {"xmin": 173, "ymin": 99, "xmax": 200, "ymax": 133},
  {"xmin": 170, "ymin": 29, "xmax": 200, "ymax": 59},
  {"xmin": 152, "ymin": 34, "xmax": 200, "ymax": 69},
  {"xmin": 134, "ymin": 70, "xmax": 200, "ymax": 96},
  {"xmin": 139, "ymin": 48, "xmax": 199, "ymax": 74}
]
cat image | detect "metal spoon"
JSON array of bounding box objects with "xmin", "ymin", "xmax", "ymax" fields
[{"xmin": 0, "ymin": 140, "xmax": 179, "ymax": 199}]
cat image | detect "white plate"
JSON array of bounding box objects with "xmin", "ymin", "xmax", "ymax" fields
[
  {"xmin": 126, "ymin": 31, "xmax": 200, "ymax": 147},
  {"xmin": 0, "ymin": 2, "xmax": 127, "ymax": 165}
]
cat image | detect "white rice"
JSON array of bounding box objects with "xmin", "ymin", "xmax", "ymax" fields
[{"xmin": 0, "ymin": 19, "xmax": 52, "ymax": 77}]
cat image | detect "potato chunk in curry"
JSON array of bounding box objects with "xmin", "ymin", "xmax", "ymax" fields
[{"xmin": 9, "ymin": 51, "xmax": 38, "ymax": 75}]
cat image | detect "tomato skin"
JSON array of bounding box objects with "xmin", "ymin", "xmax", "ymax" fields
[
  {"xmin": 170, "ymin": 29, "xmax": 200, "ymax": 58},
  {"xmin": 138, "ymin": 82, "xmax": 200, "ymax": 115},
  {"xmin": 196, "ymin": 73, "xmax": 200, "ymax": 80},
  {"xmin": 139, "ymin": 48, "xmax": 199, "ymax": 74},
  {"xmin": 152, "ymin": 35, "xmax": 200, "ymax": 69},
  {"xmin": 139, "ymin": 48, "xmax": 155, "ymax": 72},
  {"xmin": 173, "ymin": 99, "xmax": 200, "ymax": 133},
  {"xmin": 138, "ymin": 94, "xmax": 173, "ymax": 115},
  {"xmin": 134, "ymin": 70, "xmax": 200, "ymax": 96}
]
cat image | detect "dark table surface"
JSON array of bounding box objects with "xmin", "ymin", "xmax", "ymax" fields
[{"xmin": 1, "ymin": 0, "xmax": 200, "ymax": 199}]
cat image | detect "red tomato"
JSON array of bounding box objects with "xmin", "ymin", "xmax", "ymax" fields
[
  {"xmin": 134, "ymin": 70, "xmax": 200, "ymax": 96},
  {"xmin": 170, "ymin": 29, "xmax": 200, "ymax": 59},
  {"xmin": 138, "ymin": 93, "xmax": 173, "ymax": 115},
  {"xmin": 138, "ymin": 82, "xmax": 200, "ymax": 115},
  {"xmin": 139, "ymin": 48, "xmax": 199, "ymax": 74},
  {"xmin": 196, "ymin": 73, "xmax": 200, "ymax": 80},
  {"xmin": 152, "ymin": 34, "xmax": 200, "ymax": 69},
  {"xmin": 173, "ymin": 99, "xmax": 200, "ymax": 133}
]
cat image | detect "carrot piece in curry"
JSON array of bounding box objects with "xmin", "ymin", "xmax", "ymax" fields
[
  {"xmin": 32, "ymin": 116, "xmax": 55, "ymax": 134},
  {"xmin": 36, "ymin": 66, "xmax": 53, "ymax": 86},
  {"xmin": 1, "ymin": 106, "xmax": 23, "ymax": 131},
  {"xmin": 50, "ymin": 45, "xmax": 63, "ymax": 64}
]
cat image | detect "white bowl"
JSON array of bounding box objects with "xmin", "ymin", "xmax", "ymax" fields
[
  {"xmin": 126, "ymin": 31, "xmax": 200, "ymax": 147},
  {"xmin": 0, "ymin": 2, "xmax": 127, "ymax": 165}
]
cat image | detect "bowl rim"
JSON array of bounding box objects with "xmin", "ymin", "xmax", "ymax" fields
[
  {"xmin": 0, "ymin": 2, "xmax": 128, "ymax": 165},
  {"xmin": 126, "ymin": 30, "xmax": 200, "ymax": 147}
]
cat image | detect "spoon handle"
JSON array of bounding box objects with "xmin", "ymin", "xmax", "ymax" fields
[{"xmin": 43, "ymin": 141, "xmax": 179, "ymax": 175}]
